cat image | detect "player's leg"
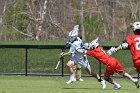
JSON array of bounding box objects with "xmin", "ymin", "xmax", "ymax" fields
[
  {"xmin": 104, "ymin": 65, "xmax": 121, "ymax": 90},
  {"xmin": 75, "ymin": 64, "xmax": 84, "ymax": 81},
  {"xmin": 119, "ymin": 72, "xmax": 139, "ymax": 88},
  {"xmin": 72, "ymin": 64, "xmax": 83, "ymax": 81},
  {"xmin": 130, "ymin": 61, "xmax": 140, "ymax": 88},
  {"xmin": 80, "ymin": 60, "xmax": 103, "ymax": 80},
  {"xmin": 85, "ymin": 66, "xmax": 102, "ymax": 81},
  {"xmin": 134, "ymin": 63, "xmax": 140, "ymax": 81},
  {"xmin": 134, "ymin": 63, "xmax": 140, "ymax": 74},
  {"xmin": 83, "ymin": 62, "xmax": 106, "ymax": 89},
  {"xmin": 104, "ymin": 75, "xmax": 121, "ymax": 90},
  {"xmin": 134, "ymin": 62, "xmax": 140, "ymax": 88},
  {"xmin": 66, "ymin": 60, "xmax": 76, "ymax": 84},
  {"xmin": 115, "ymin": 61, "xmax": 140, "ymax": 88}
]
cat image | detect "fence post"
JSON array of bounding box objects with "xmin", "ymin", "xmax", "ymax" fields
[
  {"xmin": 61, "ymin": 48, "xmax": 64, "ymax": 77},
  {"xmin": 25, "ymin": 48, "xmax": 28, "ymax": 76},
  {"xmin": 99, "ymin": 61, "xmax": 101, "ymax": 77}
]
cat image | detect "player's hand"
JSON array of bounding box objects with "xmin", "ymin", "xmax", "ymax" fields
[
  {"xmin": 83, "ymin": 55, "xmax": 87, "ymax": 60},
  {"xmin": 60, "ymin": 52, "xmax": 64, "ymax": 58},
  {"xmin": 120, "ymin": 43, "xmax": 128, "ymax": 49}
]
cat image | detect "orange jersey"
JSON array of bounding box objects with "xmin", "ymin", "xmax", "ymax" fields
[
  {"xmin": 126, "ymin": 34, "xmax": 140, "ymax": 63},
  {"xmin": 86, "ymin": 46, "xmax": 124, "ymax": 76},
  {"xmin": 86, "ymin": 46, "xmax": 113, "ymax": 65}
]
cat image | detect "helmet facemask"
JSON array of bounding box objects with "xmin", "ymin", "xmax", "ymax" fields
[{"xmin": 68, "ymin": 36, "xmax": 77, "ymax": 43}]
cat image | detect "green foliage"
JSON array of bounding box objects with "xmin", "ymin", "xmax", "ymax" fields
[
  {"xmin": 84, "ymin": 17, "xmax": 104, "ymax": 41},
  {"xmin": 1, "ymin": 25, "xmax": 19, "ymax": 39},
  {"xmin": 4, "ymin": 4, "xmax": 26, "ymax": 25},
  {"xmin": 100, "ymin": 41, "xmax": 121, "ymax": 46},
  {"xmin": 3, "ymin": 1, "xmax": 29, "ymax": 39},
  {"xmin": 84, "ymin": 17, "xmax": 104, "ymax": 33}
]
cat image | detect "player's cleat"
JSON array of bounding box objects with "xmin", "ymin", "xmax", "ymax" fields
[
  {"xmin": 66, "ymin": 79, "xmax": 76, "ymax": 84},
  {"xmin": 77, "ymin": 78, "xmax": 84, "ymax": 81},
  {"xmin": 132, "ymin": 78, "xmax": 139, "ymax": 88},
  {"xmin": 73, "ymin": 78, "xmax": 76, "ymax": 82},
  {"xmin": 113, "ymin": 83, "xmax": 121, "ymax": 90},
  {"xmin": 100, "ymin": 80, "xmax": 106, "ymax": 89},
  {"xmin": 66, "ymin": 80, "xmax": 73, "ymax": 84}
]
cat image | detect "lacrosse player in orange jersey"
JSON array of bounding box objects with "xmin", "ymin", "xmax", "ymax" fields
[
  {"xmin": 83, "ymin": 37, "xmax": 139, "ymax": 89},
  {"xmin": 115, "ymin": 22, "xmax": 140, "ymax": 88}
]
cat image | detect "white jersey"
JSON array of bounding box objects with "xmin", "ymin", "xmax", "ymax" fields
[{"xmin": 69, "ymin": 37, "xmax": 90, "ymax": 69}]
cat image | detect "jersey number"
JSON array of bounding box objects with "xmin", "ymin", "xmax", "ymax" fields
[
  {"xmin": 134, "ymin": 37, "xmax": 140, "ymax": 50},
  {"xmin": 101, "ymin": 49, "xmax": 107, "ymax": 55}
]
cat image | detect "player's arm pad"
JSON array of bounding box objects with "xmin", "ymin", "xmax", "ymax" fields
[
  {"xmin": 119, "ymin": 42, "xmax": 128, "ymax": 49},
  {"xmin": 107, "ymin": 47, "xmax": 116, "ymax": 56}
]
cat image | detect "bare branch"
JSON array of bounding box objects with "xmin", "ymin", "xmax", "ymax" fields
[{"xmin": 11, "ymin": 26, "xmax": 33, "ymax": 37}]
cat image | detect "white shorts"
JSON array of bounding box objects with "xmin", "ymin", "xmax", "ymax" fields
[
  {"xmin": 71, "ymin": 56, "xmax": 90, "ymax": 69},
  {"xmin": 78, "ymin": 60, "xmax": 90, "ymax": 69},
  {"xmin": 71, "ymin": 54, "xmax": 90, "ymax": 69}
]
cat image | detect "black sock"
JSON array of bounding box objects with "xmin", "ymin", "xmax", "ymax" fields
[{"xmin": 98, "ymin": 78, "xmax": 103, "ymax": 82}]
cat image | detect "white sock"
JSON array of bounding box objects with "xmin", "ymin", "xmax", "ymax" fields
[
  {"xmin": 70, "ymin": 73, "xmax": 75, "ymax": 80},
  {"xmin": 130, "ymin": 78, "xmax": 134, "ymax": 81},
  {"xmin": 131, "ymin": 78, "xmax": 137, "ymax": 82},
  {"xmin": 114, "ymin": 82, "xmax": 118, "ymax": 85}
]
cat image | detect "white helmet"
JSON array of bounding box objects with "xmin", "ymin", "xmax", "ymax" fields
[
  {"xmin": 68, "ymin": 25, "xmax": 79, "ymax": 37},
  {"xmin": 132, "ymin": 22, "xmax": 140, "ymax": 31},
  {"xmin": 73, "ymin": 25, "xmax": 79, "ymax": 31},
  {"xmin": 89, "ymin": 37, "xmax": 99, "ymax": 49},
  {"xmin": 68, "ymin": 29, "xmax": 78, "ymax": 37},
  {"xmin": 68, "ymin": 25, "xmax": 79, "ymax": 43}
]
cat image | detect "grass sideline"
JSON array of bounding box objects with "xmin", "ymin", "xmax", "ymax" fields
[{"xmin": 0, "ymin": 76, "xmax": 139, "ymax": 93}]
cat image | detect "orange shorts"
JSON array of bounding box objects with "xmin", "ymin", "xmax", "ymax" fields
[
  {"xmin": 104, "ymin": 58, "xmax": 124, "ymax": 77},
  {"xmin": 134, "ymin": 63, "xmax": 140, "ymax": 73}
]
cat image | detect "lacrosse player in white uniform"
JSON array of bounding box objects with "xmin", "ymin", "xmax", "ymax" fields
[{"xmin": 61, "ymin": 25, "xmax": 106, "ymax": 89}]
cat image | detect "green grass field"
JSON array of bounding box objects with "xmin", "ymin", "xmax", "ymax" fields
[{"xmin": 0, "ymin": 76, "xmax": 139, "ymax": 93}]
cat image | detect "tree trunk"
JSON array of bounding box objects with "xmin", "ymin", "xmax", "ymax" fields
[{"xmin": 79, "ymin": 0, "xmax": 85, "ymax": 41}]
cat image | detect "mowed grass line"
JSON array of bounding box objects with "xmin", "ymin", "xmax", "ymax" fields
[{"xmin": 0, "ymin": 76, "xmax": 139, "ymax": 93}]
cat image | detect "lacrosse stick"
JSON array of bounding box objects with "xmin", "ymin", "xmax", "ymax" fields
[
  {"xmin": 54, "ymin": 55, "xmax": 63, "ymax": 70},
  {"xmin": 54, "ymin": 60, "xmax": 61, "ymax": 70},
  {"xmin": 54, "ymin": 44, "xmax": 68, "ymax": 70}
]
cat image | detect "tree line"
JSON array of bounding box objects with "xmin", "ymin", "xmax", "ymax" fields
[{"xmin": 0, "ymin": 0, "xmax": 140, "ymax": 42}]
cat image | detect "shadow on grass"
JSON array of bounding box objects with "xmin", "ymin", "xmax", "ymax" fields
[
  {"xmin": 62, "ymin": 87, "xmax": 100, "ymax": 90},
  {"xmin": 62, "ymin": 87, "xmax": 129, "ymax": 91}
]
